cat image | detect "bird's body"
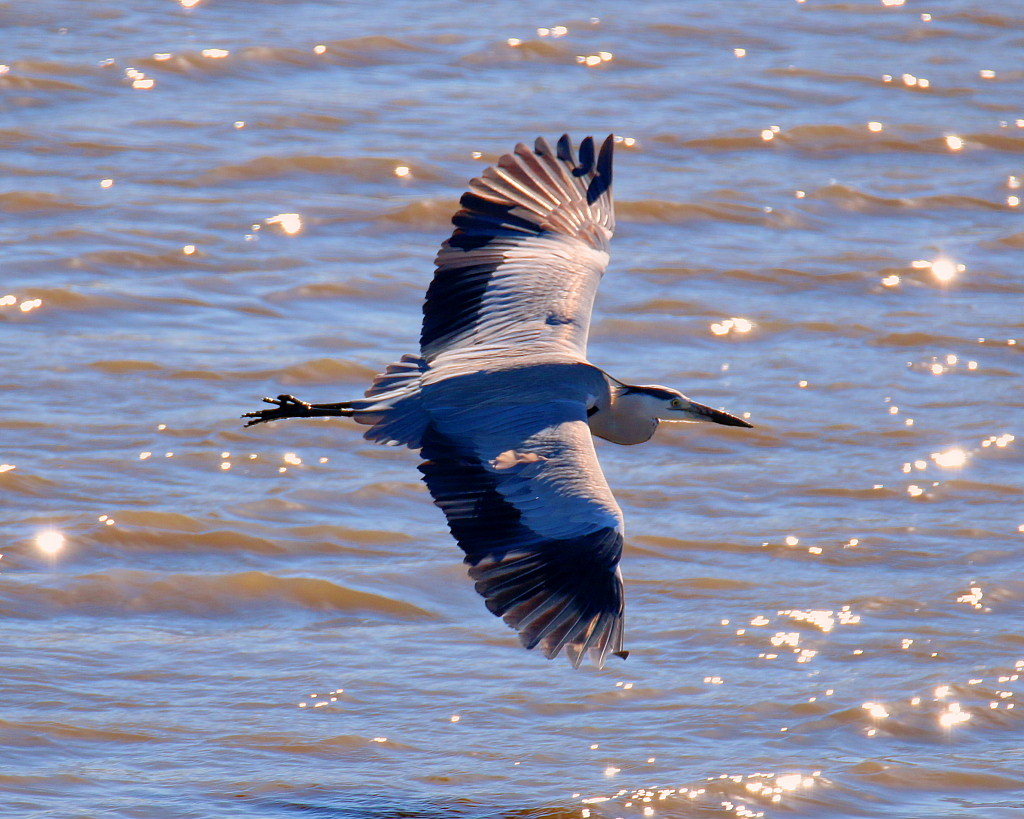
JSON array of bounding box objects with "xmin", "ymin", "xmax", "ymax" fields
[{"xmin": 245, "ymin": 135, "xmax": 751, "ymax": 667}]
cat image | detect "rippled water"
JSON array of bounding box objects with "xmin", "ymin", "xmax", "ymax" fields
[{"xmin": 3, "ymin": 1, "xmax": 1023, "ymax": 817}]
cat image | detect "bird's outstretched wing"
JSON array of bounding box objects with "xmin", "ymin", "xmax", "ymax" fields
[
  {"xmin": 418, "ymin": 380, "xmax": 626, "ymax": 668},
  {"xmin": 421, "ymin": 134, "xmax": 615, "ymax": 363}
]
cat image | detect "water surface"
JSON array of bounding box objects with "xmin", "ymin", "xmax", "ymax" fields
[{"xmin": 2, "ymin": 1, "xmax": 1023, "ymax": 817}]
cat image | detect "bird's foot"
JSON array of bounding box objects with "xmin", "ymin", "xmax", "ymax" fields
[{"xmin": 242, "ymin": 394, "xmax": 312, "ymax": 427}]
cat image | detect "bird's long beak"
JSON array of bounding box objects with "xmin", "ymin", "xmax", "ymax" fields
[{"xmin": 681, "ymin": 399, "xmax": 753, "ymax": 428}]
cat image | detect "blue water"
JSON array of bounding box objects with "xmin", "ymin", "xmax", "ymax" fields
[{"xmin": 2, "ymin": 1, "xmax": 1023, "ymax": 817}]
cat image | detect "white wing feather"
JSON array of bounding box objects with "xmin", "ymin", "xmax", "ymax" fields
[{"xmin": 421, "ymin": 134, "xmax": 615, "ymax": 364}]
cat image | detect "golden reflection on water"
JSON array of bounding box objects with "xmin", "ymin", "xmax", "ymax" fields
[
  {"xmin": 35, "ymin": 529, "xmax": 65, "ymax": 556},
  {"xmin": 931, "ymin": 447, "xmax": 967, "ymax": 468},
  {"xmin": 931, "ymin": 258, "xmax": 958, "ymax": 281},
  {"xmin": 265, "ymin": 213, "xmax": 303, "ymax": 235},
  {"xmin": 125, "ymin": 67, "xmax": 154, "ymax": 90},
  {"xmin": 862, "ymin": 701, "xmax": 889, "ymax": 720},
  {"xmin": 577, "ymin": 53, "xmax": 614, "ymax": 67},
  {"xmin": 864, "ymin": 663, "xmax": 1015, "ymax": 733},
  {"xmin": 575, "ymin": 769, "xmax": 829, "ymax": 817},
  {"xmin": 710, "ymin": 317, "xmax": 754, "ymax": 336},
  {"xmin": 939, "ymin": 702, "xmax": 971, "ymax": 728},
  {"xmin": 956, "ymin": 586, "xmax": 984, "ymax": 610},
  {"xmin": 981, "ymin": 433, "xmax": 1014, "ymax": 448}
]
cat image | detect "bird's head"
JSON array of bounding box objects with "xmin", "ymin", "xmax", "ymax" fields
[{"xmin": 619, "ymin": 384, "xmax": 753, "ymax": 428}]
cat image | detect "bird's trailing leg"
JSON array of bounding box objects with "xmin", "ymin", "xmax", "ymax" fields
[{"xmin": 242, "ymin": 394, "xmax": 354, "ymax": 427}]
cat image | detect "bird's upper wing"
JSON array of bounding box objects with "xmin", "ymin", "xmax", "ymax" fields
[
  {"xmin": 418, "ymin": 371, "xmax": 626, "ymax": 668},
  {"xmin": 421, "ymin": 134, "xmax": 615, "ymax": 363}
]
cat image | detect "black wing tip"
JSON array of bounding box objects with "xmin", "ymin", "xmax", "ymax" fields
[
  {"xmin": 545, "ymin": 133, "xmax": 616, "ymax": 201},
  {"xmin": 556, "ymin": 133, "xmax": 573, "ymax": 162},
  {"xmin": 549, "ymin": 133, "xmax": 614, "ymax": 164},
  {"xmin": 614, "ymin": 650, "xmax": 629, "ymax": 661},
  {"xmin": 597, "ymin": 134, "xmax": 614, "ymax": 183},
  {"xmin": 458, "ymin": 133, "xmax": 614, "ymax": 223},
  {"xmin": 575, "ymin": 136, "xmax": 595, "ymax": 176}
]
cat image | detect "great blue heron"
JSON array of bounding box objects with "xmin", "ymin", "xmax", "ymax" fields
[{"xmin": 244, "ymin": 135, "xmax": 752, "ymax": 668}]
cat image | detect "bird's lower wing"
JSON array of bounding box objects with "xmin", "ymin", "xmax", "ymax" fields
[{"xmin": 418, "ymin": 399, "xmax": 627, "ymax": 668}]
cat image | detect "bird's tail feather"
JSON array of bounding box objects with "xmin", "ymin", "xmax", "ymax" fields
[
  {"xmin": 350, "ymin": 354, "xmax": 430, "ymax": 448},
  {"xmin": 364, "ymin": 354, "xmax": 427, "ymax": 399}
]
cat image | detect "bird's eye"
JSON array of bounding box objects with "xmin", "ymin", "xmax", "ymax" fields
[{"xmin": 671, "ymin": 398, "xmax": 684, "ymax": 408}]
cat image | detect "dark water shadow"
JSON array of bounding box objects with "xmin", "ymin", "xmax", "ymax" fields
[{"xmin": 234, "ymin": 790, "xmax": 584, "ymax": 819}]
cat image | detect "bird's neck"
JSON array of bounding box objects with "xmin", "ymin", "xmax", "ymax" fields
[{"xmin": 588, "ymin": 384, "xmax": 658, "ymax": 445}]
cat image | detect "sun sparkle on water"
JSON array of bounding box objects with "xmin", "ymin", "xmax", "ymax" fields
[
  {"xmin": 265, "ymin": 213, "xmax": 303, "ymax": 235},
  {"xmin": 932, "ymin": 447, "xmax": 967, "ymax": 468},
  {"xmin": 35, "ymin": 530, "xmax": 65, "ymax": 556}
]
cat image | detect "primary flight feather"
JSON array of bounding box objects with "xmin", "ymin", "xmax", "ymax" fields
[{"xmin": 244, "ymin": 135, "xmax": 752, "ymax": 668}]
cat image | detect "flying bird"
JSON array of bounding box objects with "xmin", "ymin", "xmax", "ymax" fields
[{"xmin": 243, "ymin": 135, "xmax": 752, "ymax": 668}]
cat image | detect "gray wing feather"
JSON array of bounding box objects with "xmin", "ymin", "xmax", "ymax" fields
[
  {"xmin": 421, "ymin": 135, "xmax": 615, "ymax": 363},
  {"xmin": 418, "ymin": 388, "xmax": 627, "ymax": 667}
]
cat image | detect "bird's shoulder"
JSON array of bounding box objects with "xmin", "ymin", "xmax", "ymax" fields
[{"xmin": 421, "ymin": 355, "xmax": 609, "ymax": 407}]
